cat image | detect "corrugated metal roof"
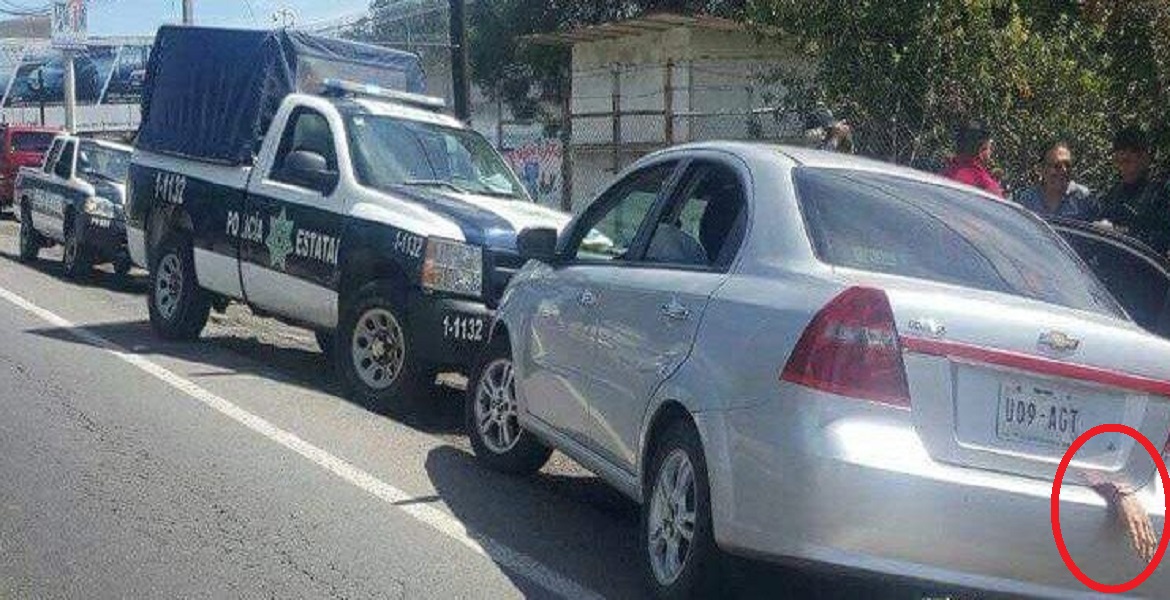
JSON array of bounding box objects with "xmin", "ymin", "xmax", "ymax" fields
[{"xmin": 525, "ymin": 13, "xmax": 745, "ymax": 46}]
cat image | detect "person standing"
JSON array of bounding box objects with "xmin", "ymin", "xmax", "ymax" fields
[
  {"xmin": 1098, "ymin": 126, "xmax": 1170, "ymax": 256},
  {"xmin": 1014, "ymin": 141, "xmax": 1096, "ymax": 220},
  {"xmin": 942, "ymin": 120, "xmax": 1004, "ymax": 197}
]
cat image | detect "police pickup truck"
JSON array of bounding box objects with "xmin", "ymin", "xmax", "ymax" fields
[
  {"xmin": 17, "ymin": 134, "xmax": 133, "ymax": 278},
  {"xmin": 126, "ymin": 26, "xmax": 569, "ymax": 409}
]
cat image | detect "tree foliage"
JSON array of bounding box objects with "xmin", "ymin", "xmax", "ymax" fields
[{"xmin": 747, "ymin": 0, "xmax": 1170, "ymax": 191}]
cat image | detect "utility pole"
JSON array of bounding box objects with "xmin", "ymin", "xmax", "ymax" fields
[
  {"xmin": 449, "ymin": 0, "xmax": 470, "ymax": 122},
  {"xmin": 182, "ymin": 0, "xmax": 194, "ymax": 24},
  {"xmin": 63, "ymin": 51, "xmax": 76, "ymax": 132}
]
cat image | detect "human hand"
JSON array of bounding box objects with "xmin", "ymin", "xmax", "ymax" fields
[{"xmin": 1116, "ymin": 492, "xmax": 1158, "ymax": 563}]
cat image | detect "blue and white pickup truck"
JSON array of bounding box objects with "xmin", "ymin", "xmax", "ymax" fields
[
  {"xmin": 126, "ymin": 26, "xmax": 570, "ymax": 410},
  {"xmin": 17, "ymin": 134, "xmax": 133, "ymax": 278}
]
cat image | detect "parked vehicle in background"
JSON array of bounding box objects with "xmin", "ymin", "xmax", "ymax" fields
[
  {"xmin": 0, "ymin": 124, "xmax": 59, "ymax": 211},
  {"xmin": 470, "ymin": 142, "xmax": 1170, "ymax": 598},
  {"xmin": 16, "ymin": 135, "xmax": 133, "ymax": 278},
  {"xmin": 127, "ymin": 26, "xmax": 570, "ymax": 411}
]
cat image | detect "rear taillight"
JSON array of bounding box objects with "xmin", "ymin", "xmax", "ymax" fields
[{"xmin": 781, "ymin": 286, "xmax": 911, "ymax": 408}]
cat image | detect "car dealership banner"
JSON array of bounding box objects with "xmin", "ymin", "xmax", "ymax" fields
[{"xmin": 0, "ymin": 38, "xmax": 152, "ymax": 108}]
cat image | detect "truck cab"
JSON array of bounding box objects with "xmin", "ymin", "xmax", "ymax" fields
[{"xmin": 127, "ymin": 83, "xmax": 570, "ymax": 410}]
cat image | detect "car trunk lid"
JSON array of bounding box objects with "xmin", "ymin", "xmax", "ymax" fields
[{"xmin": 869, "ymin": 275, "xmax": 1170, "ymax": 486}]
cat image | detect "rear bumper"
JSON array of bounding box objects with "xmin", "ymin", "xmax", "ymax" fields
[{"xmin": 696, "ymin": 387, "xmax": 1168, "ymax": 599}]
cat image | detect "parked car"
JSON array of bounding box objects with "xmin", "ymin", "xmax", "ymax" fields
[
  {"xmin": 127, "ymin": 26, "xmax": 570, "ymax": 410},
  {"xmin": 468, "ymin": 142, "xmax": 1170, "ymax": 598},
  {"xmin": 0, "ymin": 124, "xmax": 58, "ymax": 211},
  {"xmin": 17, "ymin": 135, "xmax": 133, "ymax": 278}
]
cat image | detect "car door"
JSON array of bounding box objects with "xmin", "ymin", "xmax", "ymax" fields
[
  {"xmin": 240, "ymin": 106, "xmax": 344, "ymax": 329},
  {"xmin": 43, "ymin": 139, "xmax": 75, "ymax": 241},
  {"xmin": 29, "ymin": 138, "xmax": 63, "ymax": 236},
  {"xmin": 521, "ymin": 161, "xmax": 680, "ymax": 446},
  {"xmin": 1052, "ymin": 218, "xmax": 1170, "ymax": 338},
  {"xmin": 576, "ymin": 159, "xmax": 748, "ymax": 471}
]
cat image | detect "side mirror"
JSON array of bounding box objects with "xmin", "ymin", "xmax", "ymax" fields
[
  {"xmin": 282, "ymin": 150, "xmax": 338, "ymax": 194},
  {"xmin": 517, "ymin": 227, "xmax": 558, "ymax": 263}
]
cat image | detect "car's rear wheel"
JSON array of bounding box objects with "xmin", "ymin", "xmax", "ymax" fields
[
  {"xmin": 642, "ymin": 419, "xmax": 720, "ymax": 598},
  {"xmin": 466, "ymin": 336, "xmax": 551, "ymax": 474},
  {"xmin": 336, "ymin": 282, "xmax": 433, "ymax": 413},
  {"xmin": 147, "ymin": 235, "xmax": 210, "ymax": 341},
  {"xmin": 61, "ymin": 212, "xmax": 91, "ymax": 279},
  {"xmin": 18, "ymin": 202, "xmax": 40, "ymax": 262}
]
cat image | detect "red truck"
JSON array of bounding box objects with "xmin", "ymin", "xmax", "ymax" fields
[{"xmin": 0, "ymin": 124, "xmax": 59, "ymax": 212}]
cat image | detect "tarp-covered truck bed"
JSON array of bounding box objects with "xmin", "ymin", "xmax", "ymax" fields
[{"xmin": 137, "ymin": 25, "xmax": 426, "ymax": 166}]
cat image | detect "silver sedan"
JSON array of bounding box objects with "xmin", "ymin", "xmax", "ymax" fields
[{"xmin": 466, "ymin": 142, "xmax": 1170, "ymax": 598}]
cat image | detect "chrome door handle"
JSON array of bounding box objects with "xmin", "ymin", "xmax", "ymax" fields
[
  {"xmin": 660, "ymin": 299, "xmax": 691, "ymax": 321},
  {"xmin": 579, "ymin": 289, "xmax": 597, "ymax": 307}
]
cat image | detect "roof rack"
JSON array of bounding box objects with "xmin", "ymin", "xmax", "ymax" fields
[{"xmin": 321, "ymin": 79, "xmax": 446, "ymax": 112}]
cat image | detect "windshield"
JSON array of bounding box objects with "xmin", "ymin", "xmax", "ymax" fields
[
  {"xmin": 77, "ymin": 142, "xmax": 130, "ymax": 183},
  {"xmin": 345, "ymin": 114, "xmax": 526, "ymax": 199},
  {"xmin": 795, "ymin": 167, "xmax": 1124, "ymax": 318},
  {"xmin": 11, "ymin": 131, "xmax": 54, "ymax": 154}
]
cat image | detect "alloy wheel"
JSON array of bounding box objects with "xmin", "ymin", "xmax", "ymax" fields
[
  {"xmin": 474, "ymin": 358, "xmax": 521, "ymax": 454},
  {"xmin": 647, "ymin": 448, "xmax": 697, "ymax": 586}
]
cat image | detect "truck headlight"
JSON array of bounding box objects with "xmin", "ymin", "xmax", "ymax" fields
[
  {"xmin": 84, "ymin": 197, "xmax": 119, "ymax": 219},
  {"xmin": 421, "ymin": 237, "xmax": 483, "ymax": 297}
]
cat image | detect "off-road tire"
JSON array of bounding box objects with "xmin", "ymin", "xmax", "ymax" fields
[
  {"xmin": 18, "ymin": 201, "xmax": 40, "ymax": 262},
  {"xmin": 147, "ymin": 234, "xmax": 211, "ymax": 341},
  {"xmin": 61, "ymin": 211, "xmax": 91, "ymax": 279},
  {"xmin": 335, "ymin": 282, "xmax": 433, "ymax": 413}
]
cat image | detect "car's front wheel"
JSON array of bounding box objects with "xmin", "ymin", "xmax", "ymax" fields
[
  {"xmin": 61, "ymin": 212, "xmax": 91, "ymax": 279},
  {"xmin": 147, "ymin": 235, "xmax": 210, "ymax": 341},
  {"xmin": 466, "ymin": 335, "xmax": 552, "ymax": 474},
  {"xmin": 642, "ymin": 419, "xmax": 720, "ymax": 598},
  {"xmin": 18, "ymin": 202, "xmax": 40, "ymax": 262},
  {"xmin": 336, "ymin": 282, "xmax": 433, "ymax": 412}
]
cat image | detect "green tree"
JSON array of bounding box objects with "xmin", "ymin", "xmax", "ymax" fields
[{"xmin": 747, "ymin": 0, "xmax": 1168, "ymax": 191}]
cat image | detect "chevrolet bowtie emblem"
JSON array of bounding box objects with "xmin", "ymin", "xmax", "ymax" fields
[{"xmin": 1039, "ymin": 331, "xmax": 1080, "ymax": 353}]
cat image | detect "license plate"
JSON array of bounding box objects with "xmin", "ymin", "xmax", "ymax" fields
[{"xmin": 996, "ymin": 381, "xmax": 1083, "ymax": 447}]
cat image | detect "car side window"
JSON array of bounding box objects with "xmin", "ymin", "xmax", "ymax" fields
[
  {"xmin": 271, "ymin": 108, "xmax": 337, "ymax": 190},
  {"xmin": 42, "ymin": 139, "xmax": 62, "ymax": 174},
  {"xmin": 644, "ymin": 162, "xmax": 747, "ymax": 269},
  {"xmin": 568, "ymin": 162, "xmax": 677, "ymax": 262},
  {"xmin": 54, "ymin": 141, "xmax": 75, "ymax": 180}
]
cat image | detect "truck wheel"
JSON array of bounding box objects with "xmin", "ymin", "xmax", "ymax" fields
[
  {"xmin": 336, "ymin": 282, "xmax": 433, "ymax": 413},
  {"xmin": 18, "ymin": 203, "xmax": 40, "ymax": 262},
  {"xmin": 466, "ymin": 335, "xmax": 552, "ymax": 475},
  {"xmin": 147, "ymin": 235, "xmax": 210, "ymax": 341},
  {"xmin": 61, "ymin": 212, "xmax": 91, "ymax": 279}
]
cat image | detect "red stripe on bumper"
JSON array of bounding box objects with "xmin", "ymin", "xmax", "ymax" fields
[{"xmin": 902, "ymin": 336, "xmax": 1170, "ymax": 398}]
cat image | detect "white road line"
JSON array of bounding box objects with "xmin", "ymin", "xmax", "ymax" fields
[{"xmin": 0, "ymin": 285, "xmax": 604, "ymax": 600}]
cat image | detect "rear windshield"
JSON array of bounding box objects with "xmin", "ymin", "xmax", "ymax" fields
[
  {"xmin": 11, "ymin": 131, "xmax": 54, "ymax": 154},
  {"xmin": 794, "ymin": 167, "xmax": 1124, "ymax": 318}
]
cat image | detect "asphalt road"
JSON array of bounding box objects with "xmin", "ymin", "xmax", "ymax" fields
[{"xmin": 0, "ymin": 215, "xmax": 962, "ymax": 599}]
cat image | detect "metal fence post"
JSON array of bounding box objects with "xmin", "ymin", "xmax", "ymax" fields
[
  {"xmin": 561, "ymin": 82, "xmax": 573, "ymax": 212},
  {"xmin": 664, "ymin": 59, "xmax": 674, "ymax": 146},
  {"xmin": 611, "ymin": 66, "xmax": 621, "ymax": 174}
]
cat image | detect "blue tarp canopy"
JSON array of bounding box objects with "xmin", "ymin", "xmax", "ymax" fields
[{"xmin": 137, "ymin": 26, "xmax": 426, "ymax": 165}]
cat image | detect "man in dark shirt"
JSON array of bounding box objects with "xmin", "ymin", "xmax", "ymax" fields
[{"xmin": 1098, "ymin": 126, "xmax": 1170, "ymax": 256}]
